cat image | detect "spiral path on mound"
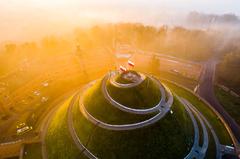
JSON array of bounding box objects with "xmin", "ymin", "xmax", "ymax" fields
[
  {"xmin": 79, "ymin": 73, "xmax": 174, "ymax": 130},
  {"xmin": 65, "ymin": 74, "xmax": 228, "ymax": 159},
  {"xmin": 109, "ymin": 71, "xmax": 146, "ymax": 88},
  {"xmin": 103, "ymin": 73, "xmax": 167, "ymax": 114}
]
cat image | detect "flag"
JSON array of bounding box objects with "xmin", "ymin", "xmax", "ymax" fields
[
  {"xmin": 120, "ymin": 66, "xmax": 127, "ymax": 72},
  {"xmin": 128, "ymin": 60, "xmax": 135, "ymax": 67}
]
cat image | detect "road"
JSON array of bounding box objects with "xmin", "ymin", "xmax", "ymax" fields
[
  {"xmin": 0, "ymin": 53, "xmax": 113, "ymax": 139},
  {"xmin": 0, "ymin": 87, "xmax": 83, "ymax": 158},
  {"xmin": 135, "ymin": 49, "xmax": 203, "ymax": 66},
  {"xmin": 197, "ymin": 59, "xmax": 240, "ymax": 143}
]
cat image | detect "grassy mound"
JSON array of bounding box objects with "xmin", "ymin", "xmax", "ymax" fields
[
  {"xmin": 107, "ymin": 76, "xmax": 161, "ymax": 109},
  {"xmin": 83, "ymin": 80, "xmax": 156, "ymax": 124},
  {"xmin": 45, "ymin": 96, "xmax": 84, "ymax": 159},
  {"xmin": 42, "ymin": 76, "xmax": 232, "ymax": 159},
  {"xmin": 73, "ymin": 96, "xmax": 194, "ymax": 159}
]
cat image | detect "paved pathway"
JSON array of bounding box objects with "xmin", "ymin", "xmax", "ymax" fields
[
  {"xmin": 64, "ymin": 77, "xmax": 173, "ymax": 158},
  {"xmin": 41, "ymin": 75, "xmax": 227, "ymax": 159},
  {"xmin": 184, "ymin": 99, "xmax": 222, "ymax": 159},
  {"xmin": 177, "ymin": 96, "xmax": 209, "ymax": 159},
  {"xmin": 163, "ymin": 76, "xmax": 239, "ymax": 158},
  {"xmin": 109, "ymin": 71, "xmax": 146, "ymax": 88},
  {"xmin": 102, "ymin": 73, "xmax": 166, "ymax": 115},
  {"xmin": 67, "ymin": 92, "xmax": 97, "ymax": 159},
  {"xmin": 79, "ymin": 80, "xmax": 173, "ymax": 131},
  {"xmin": 40, "ymin": 95, "xmax": 74, "ymax": 159},
  {"xmin": 182, "ymin": 98, "xmax": 209, "ymax": 159}
]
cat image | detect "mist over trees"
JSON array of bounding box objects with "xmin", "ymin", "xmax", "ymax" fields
[
  {"xmin": 1, "ymin": 22, "xmax": 240, "ymax": 83},
  {"xmin": 74, "ymin": 23, "xmax": 240, "ymax": 61},
  {"xmin": 1, "ymin": 23, "xmax": 240, "ymax": 59},
  {"xmin": 74, "ymin": 23, "xmax": 233, "ymax": 60},
  {"xmin": 186, "ymin": 12, "xmax": 240, "ymax": 27}
]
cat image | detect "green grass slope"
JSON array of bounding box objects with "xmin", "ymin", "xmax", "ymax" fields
[
  {"xmin": 83, "ymin": 80, "xmax": 156, "ymax": 124},
  {"xmin": 23, "ymin": 143, "xmax": 42, "ymax": 159},
  {"xmin": 73, "ymin": 95, "xmax": 194, "ymax": 159},
  {"xmin": 45, "ymin": 96, "xmax": 84, "ymax": 159},
  {"xmin": 107, "ymin": 76, "xmax": 161, "ymax": 109},
  {"xmin": 163, "ymin": 80, "xmax": 232, "ymax": 145},
  {"xmin": 215, "ymin": 86, "xmax": 240, "ymax": 125}
]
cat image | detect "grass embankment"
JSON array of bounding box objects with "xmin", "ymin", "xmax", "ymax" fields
[
  {"xmin": 163, "ymin": 80, "xmax": 232, "ymax": 145},
  {"xmin": 107, "ymin": 76, "xmax": 161, "ymax": 109},
  {"xmin": 83, "ymin": 80, "xmax": 156, "ymax": 124},
  {"xmin": 156, "ymin": 71, "xmax": 198, "ymax": 90},
  {"xmin": 23, "ymin": 143, "xmax": 42, "ymax": 159},
  {"xmin": 45, "ymin": 95, "xmax": 82, "ymax": 159},
  {"xmin": 135, "ymin": 69, "xmax": 198, "ymax": 90},
  {"xmin": 215, "ymin": 86, "xmax": 240, "ymax": 125},
  {"xmin": 205, "ymin": 129, "xmax": 217, "ymax": 159},
  {"xmin": 216, "ymin": 52, "xmax": 240, "ymax": 94},
  {"xmin": 176, "ymin": 98, "xmax": 216, "ymax": 159},
  {"xmin": 73, "ymin": 96, "xmax": 194, "ymax": 159}
]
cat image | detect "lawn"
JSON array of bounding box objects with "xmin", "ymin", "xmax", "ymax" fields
[
  {"xmin": 135, "ymin": 69, "xmax": 198, "ymax": 90},
  {"xmin": 215, "ymin": 86, "xmax": 240, "ymax": 125},
  {"xmin": 155, "ymin": 71, "xmax": 198, "ymax": 90}
]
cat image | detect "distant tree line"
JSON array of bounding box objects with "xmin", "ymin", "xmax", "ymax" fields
[
  {"xmin": 1, "ymin": 22, "xmax": 240, "ymax": 78},
  {"xmin": 216, "ymin": 52, "xmax": 240, "ymax": 93}
]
